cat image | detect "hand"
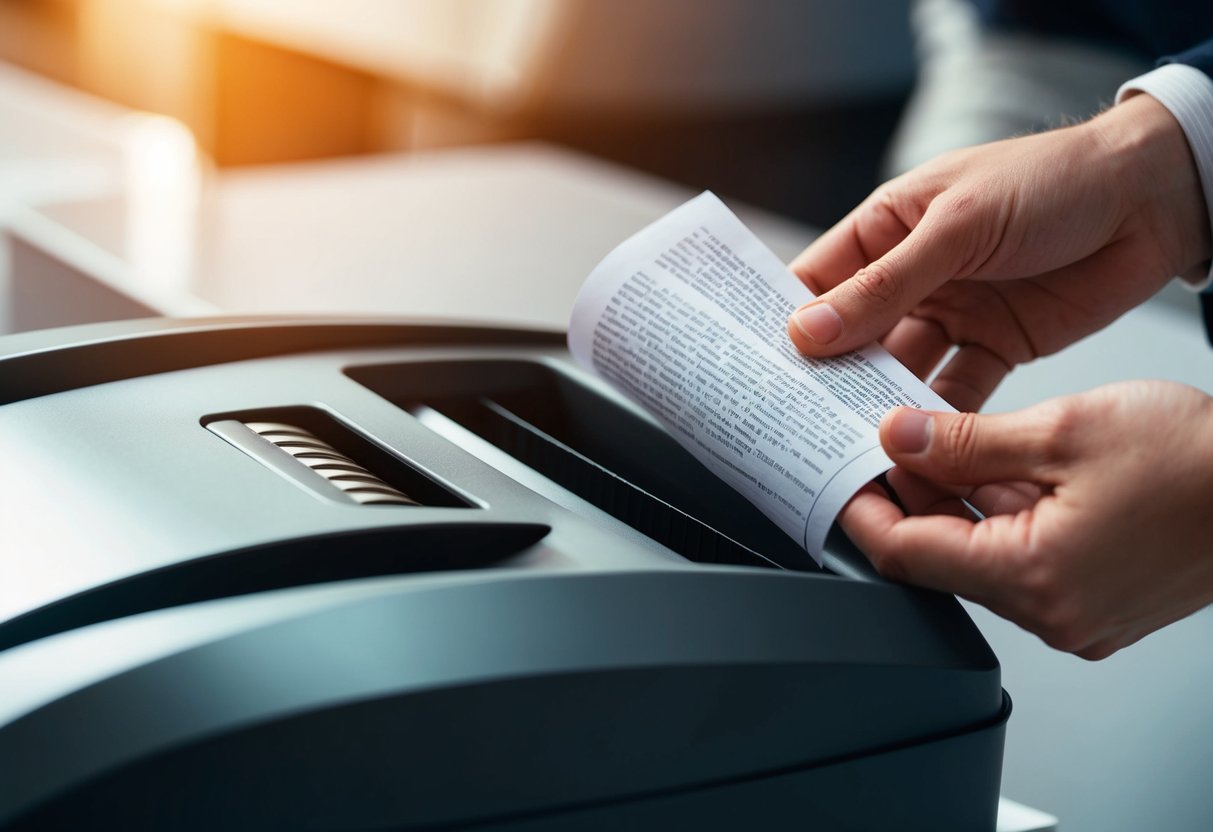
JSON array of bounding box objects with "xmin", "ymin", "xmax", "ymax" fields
[
  {"xmin": 786, "ymin": 94, "xmax": 1212, "ymax": 411},
  {"xmin": 842, "ymin": 381, "xmax": 1213, "ymax": 659}
]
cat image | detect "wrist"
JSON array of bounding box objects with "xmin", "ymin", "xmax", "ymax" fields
[{"xmin": 1090, "ymin": 93, "xmax": 1213, "ymax": 277}]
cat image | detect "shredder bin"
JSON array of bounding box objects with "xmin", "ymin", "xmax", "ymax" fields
[{"xmin": 0, "ymin": 317, "xmax": 1009, "ymax": 831}]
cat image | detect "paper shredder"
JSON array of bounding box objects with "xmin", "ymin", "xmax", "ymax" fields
[{"xmin": 0, "ymin": 318, "xmax": 1009, "ymax": 830}]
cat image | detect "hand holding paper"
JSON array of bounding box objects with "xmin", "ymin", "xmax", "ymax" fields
[{"xmin": 568, "ymin": 192, "xmax": 953, "ymax": 564}]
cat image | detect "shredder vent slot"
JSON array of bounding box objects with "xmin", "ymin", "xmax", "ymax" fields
[
  {"xmin": 206, "ymin": 408, "xmax": 471, "ymax": 509},
  {"xmin": 244, "ymin": 421, "xmax": 420, "ymax": 506}
]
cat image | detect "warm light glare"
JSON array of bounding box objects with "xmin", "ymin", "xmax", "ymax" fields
[{"xmin": 121, "ymin": 113, "xmax": 203, "ymax": 292}]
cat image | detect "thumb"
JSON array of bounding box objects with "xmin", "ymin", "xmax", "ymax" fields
[
  {"xmin": 787, "ymin": 201, "xmax": 975, "ymax": 357},
  {"xmin": 880, "ymin": 406, "xmax": 1060, "ymax": 486}
]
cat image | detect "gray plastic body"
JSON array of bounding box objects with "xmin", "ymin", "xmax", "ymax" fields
[{"xmin": 0, "ymin": 318, "xmax": 1007, "ymax": 831}]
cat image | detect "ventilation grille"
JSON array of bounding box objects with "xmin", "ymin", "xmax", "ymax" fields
[
  {"xmin": 207, "ymin": 408, "xmax": 471, "ymax": 509},
  {"xmin": 243, "ymin": 421, "xmax": 420, "ymax": 506}
]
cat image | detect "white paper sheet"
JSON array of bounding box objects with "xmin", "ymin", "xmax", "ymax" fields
[{"xmin": 568, "ymin": 192, "xmax": 954, "ymax": 564}]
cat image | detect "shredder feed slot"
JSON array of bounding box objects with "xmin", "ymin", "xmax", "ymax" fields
[{"xmin": 346, "ymin": 359, "xmax": 819, "ymax": 572}]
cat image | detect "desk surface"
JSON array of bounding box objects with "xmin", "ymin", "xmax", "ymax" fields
[
  {"xmin": 196, "ymin": 144, "xmax": 815, "ymax": 327},
  {"xmin": 20, "ymin": 142, "xmax": 812, "ymax": 332}
]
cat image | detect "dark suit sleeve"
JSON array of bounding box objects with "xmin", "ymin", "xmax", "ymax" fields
[
  {"xmin": 1166, "ymin": 40, "xmax": 1213, "ymax": 344},
  {"xmin": 1162, "ymin": 39, "xmax": 1213, "ymax": 79}
]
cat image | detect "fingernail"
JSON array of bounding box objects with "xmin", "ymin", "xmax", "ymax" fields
[
  {"xmin": 887, "ymin": 408, "xmax": 932, "ymax": 454},
  {"xmin": 791, "ymin": 302, "xmax": 843, "ymax": 345}
]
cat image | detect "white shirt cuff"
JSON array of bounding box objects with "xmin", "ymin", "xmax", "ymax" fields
[{"xmin": 1117, "ymin": 64, "xmax": 1213, "ymax": 291}]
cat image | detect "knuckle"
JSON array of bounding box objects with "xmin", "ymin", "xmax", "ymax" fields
[
  {"xmin": 870, "ymin": 549, "xmax": 908, "ymax": 583},
  {"xmin": 867, "ymin": 185, "xmax": 913, "ymax": 229},
  {"xmin": 937, "ymin": 190, "xmax": 979, "ymax": 218},
  {"xmin": 1015, "ymin": 549, "xmax": 1059, "ymax": 607},
  {"xmin": 1034, "ymin": 397, "xmax": 1092, "ymax": 464},
  {"xmin": 937, "ymin": 412, "xmax": 982, "ymax": 475},
  {"xmin": 868, "ymin": 183, "xmax": 897, "ymax": 213},
  {"xmin": 849, "ymin": 260, "xmax": 901, "ymax": 307}
]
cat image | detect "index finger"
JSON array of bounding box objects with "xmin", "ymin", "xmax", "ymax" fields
[
  {"xmin": 787, "ymin": 197, "xmax": 995, "ymax": 357},
  {"xmin": 788, "ymin": 186, "xmax": 916, "ymax": 295}
]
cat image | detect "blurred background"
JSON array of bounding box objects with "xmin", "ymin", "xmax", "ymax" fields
[
  {"xmin": 0, "ymin": 0, "xmax": 914, "ymax": 225},
  {"xmin": 0, "ymin": 0, "xmax": 918, "ymax": 334}
]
